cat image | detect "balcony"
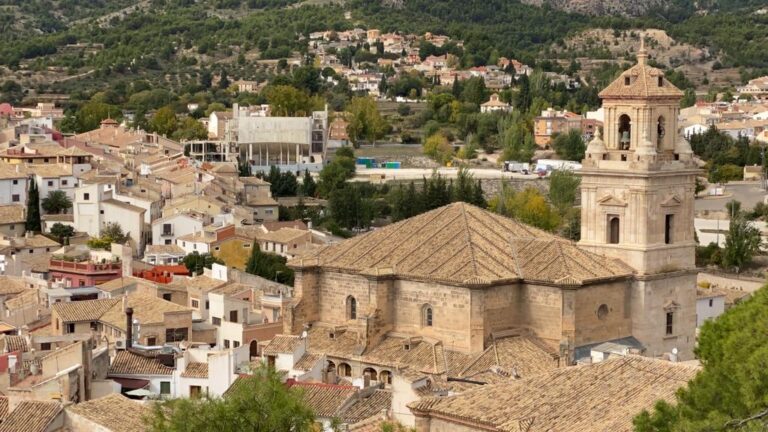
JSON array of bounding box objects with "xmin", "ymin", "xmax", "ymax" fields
[
  {"xmin": 49, "ymin": 259, "xmax": 122, "ymax": 274},
  {"xmin": 161, "ymin": 230, "xmax": 174, "ymax": 237}
]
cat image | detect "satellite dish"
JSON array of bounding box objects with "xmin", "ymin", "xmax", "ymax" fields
[
  {"xmin": 301, "ymin": 330, "xmax": 308, "ymax": 339},
  {"xmin": 672, "ymin": 347, "xmax": 679, "ymax": 355}
]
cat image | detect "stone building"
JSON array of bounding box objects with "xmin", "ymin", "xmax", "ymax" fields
[{"xmin": 274, "ymin": 44, "xmax": 698, "ymax": 425}]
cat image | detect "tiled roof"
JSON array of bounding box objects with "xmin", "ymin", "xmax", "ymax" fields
[
  {"xmin": 598, "ymin": 48, "xmax": 683, "ymax": 100},
  {"xmin": 145, "ymin": 244, "xmax": 186, "ymax": 255},
  {"xmin": 0, "ymin": 397, "xmax": 7, "ymax": 421},
  {"xmin": 263, "ymin": 335, "xmax": 303, "ymax": 355},
  {"xmin": 0, "ymin": 276, "xmax": 27, "ymax": 295},
  {"xmin": 109, "ymin": 350, "xmax": 175, "ymax": 376},
  {"xmin": 53, "ymin": 298, "xmax": 121, "ymax": 322},
  {"xmin": 181, "ymin": 362, "xmax": 208, "ymax": 378},
  {"xmin": 458, "ymin": 334, "xmax": 559, "ymax": 379},
  {"xmin": 0, "ymin": 205, "xmax": 24, "ymax": 224},
  {"xmin": 260, "ymin": 228, "xmax": 308, "ymax": 244},
  {"xmin": 0, "ymin": 400, "xmax": 61, "ymax": 432},
  {"xmin": 3, "ymin": 335, "xmax": 28, "ymax": 353},
  {"xmin": 293, "ymin": 203, "xmax": 631, "ymax": 286},
  {"xmin": 408, "ymin": 356, "xmax": 698, "ymax": 432},
  {"xmin": 341, "ymin": 390, "xmax": 392, "ymax": 423},
  {"xmin": 5, "ymin": 288, "xmax": 40, "ymax": 311},
  {"xmin": 0, "ymin": 163, "xmax": 26, "ymax": 179},
  {"xmin": 102, "ymin": 199, "xmax": 146, "ymax": 213},
  {"xmin": 290, "ymin": 382, "xmax": 357, "ymax": 418},
  {"xmin": 294, "ymin": 353, "xmax": 322, "ymax": 371},
  {"xmin": 100, "ymin": 292, "xmax": 191, "ymax": 330},
  {"xmin": 67, "ymin": 393, "xmax": 150, "ymax": 432}
]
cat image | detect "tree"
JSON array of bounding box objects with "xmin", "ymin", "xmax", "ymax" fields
[
  {"xmin": 301, "ymin": 169, "xmax": 317, "ymax": 197},
  {"xmin": 551, "ymin": 129, "xmax": 586, "ymax": 161},
  {"xmin": 182, "ymin": 252, "xmax": 224, "ymax": 276},
  {"xmin": 498, "ymin": 112, "xmax": 536, "ymax": 162},
  {"xmin": 423, "ymin": 132, "xmax": 453, "ymax": 165},
  {"xmin": 150, "ymin": 106, "xmax": 178, "ymax": 136},
  {"xmin": 147, "ymin": 363, "xmax": 314, "ymax": 432},
  {"xmin": 50, "ymin": 223, "xmax": 75, "ymax": 242},
  {"xmin": 722, "ymin": 213, "xmax": 762, "ymax": 273},
  {"xmin": 87, "ymin": 222, "xmax": 128, "ymax": 249},
  {"xmin": 172, "ymin": 117, "xmax": 208, "ymax": 141},
  {"xmin": 329, "ymin": 184, "xmax": 374, "ymax": 231},
  {"xmin": 245, "ymin": 244, "xmax": 294, "ymax": 285},
  {"xmin": 265, "ymin": 85, "xmax": 321, "ymax": 117},
  {"xmin": 489, "ymin": 184, "xmax": 560, "ymax": 231},
  {"xmin": 347, "ymin": 96, "xmax": 387, "ymax": 147},
  {"xmin": 549, "ymin": 170, "xmax": 581, "ymax": 216},
  {"xmin": 41, "ymin": 190, "xmax": 72, "ymax": 214},
  {"xmin": 26, "ymin": 181, "xmax": 41, "ymax": 232},
  {"xmin": 633, "ymin": 287, "xmax": 768, "ymax": 432},
  {"xmin": 680, "ymin": 88, "xmax": 696, "ymax": 108},
  {"xmin": 318, "ymin": 153, "xmax": 355, "ymax": 198}
]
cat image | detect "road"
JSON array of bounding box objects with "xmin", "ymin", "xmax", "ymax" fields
[
  {"xmin": 695, "ymin": 182, "xmax": 767, "ymax": 213},
  {"xmin": 353, "ymin": 167, "xmax": 539, "ymax": 181}
]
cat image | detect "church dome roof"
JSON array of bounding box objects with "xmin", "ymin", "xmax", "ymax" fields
[{"xmin": 598, "ymin": 41, "xmax": 684, "ymax": 100}]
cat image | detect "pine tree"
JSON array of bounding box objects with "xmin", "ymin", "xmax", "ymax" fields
[
  {"xmin": 301, "ymin": 169, "xmax": 317, "ymax": 197},
  {"xmin": 25, "ymin": 181, "xmax": 41, "ymax": 232}
]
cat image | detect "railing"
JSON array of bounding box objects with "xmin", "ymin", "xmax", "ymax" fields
[{"xmin": 49, "ymin": 260, "xmax": 121, "ymax": 273}]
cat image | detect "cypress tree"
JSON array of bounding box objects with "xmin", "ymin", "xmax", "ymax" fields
[{"xmin": 25, "ymin": 181, "xmax": 41, "ymax": 232}]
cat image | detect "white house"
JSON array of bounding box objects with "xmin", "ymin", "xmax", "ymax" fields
[
  {"xmin": 151, "ymin": 212, "xmax": 204, "ymax": 246},
  {"xmin": 696, "ymin": 289, "xmax": 726, "ymax": 327},
  {"xmin": 28, "ymin": 164, "xmax": 78, "ymax": 212},
  {"xmin": 143, "ymin": 244, "xmax": 186, "ymax": 265},
  {"xmin": 0, "ymin": 164, "xmax": 28, "ymax": 206},
  {"xmin": 480, "ymin": 93, "xmax": 512, "ymax": 114},
  {"xmin": 683, "ymin": 123, "xmax": 708, "ymax": 138},
  {"xmin": 72, "ymin": 182, "xmax": 148, "ymax": 256}
]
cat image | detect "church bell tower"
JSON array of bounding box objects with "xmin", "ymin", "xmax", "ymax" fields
[{"xmin": 578, "ymin": 40, "xmax": 698, "ymax": 359}]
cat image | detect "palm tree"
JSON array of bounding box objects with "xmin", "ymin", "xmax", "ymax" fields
[{"xmin": 41, "ymin": 190, "xmax": 72, "ymax": 214}]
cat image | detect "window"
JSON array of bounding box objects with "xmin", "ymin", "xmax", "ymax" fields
[
  {"xmin": 90, "ymin": 321, "xmax": 98, "ymax": 331},
  {"xmin": 608, "ymin": 216, "xmax": 620, "ymax": 244},
  {"xmin": 422, "ymin": 304, "xmax": 433, "ymax": 327},
  {"xmin": 11, "ymin": 194, "xmax": 19, "ymax": 202},
  {"xmin": 8, "ymin": 225, "xmax": 13, "ymax": 231},
  {"xmin": 346, "ymin": 296, "xmax": 357, "ymax": 320},
  {"xmin": 47, "ymin": 181, "xmax": 53, "ymax": 187},
  {"xmin": 658, "ymin": 76, "xmax": 663, "ymax": 87},
  {"xmin": 657, "ymin": 116, "xmax": 666, "ymax": 145},
  {"xmin": 665, "ymin": 312, "xmax": 674, "ymax": 335},
  {"xmin": 709, "ymin": 299, "xmax": 713, "ymax": 307},
  {"xmin": 66, "ymin": 323, "xmax": 75, "ymax": 334},
  {"xmin": 62, "ymin": 180, "xmax": 68, "ymax": 186},
  {"xmin": 164, "ymin": 239, "xmax": 172, "ymax": 245},
  {"xmin": 618, "ymin": 114, "xmax": 631, "ymax": 150},
  {"xmin": 147, "ymin": 337, "xmax": 157, "ymax": 346},
  {"xmin": 212, "ymin": 317, "xmax": 221, "ymax": 326},
  {"xmin": 205, "ymin": 300, "xmax": 209, "ymax": 310},
  {"xmin": 83, "ymin": 193, "xmax": 90, "ymax": 200},
  {"xmin": 162, "ymin": 223, "xmax": 172, "ymax": 235},
  {"xmin": 191, "ymin": 299, "xmax": 200, "ymax": 309},
  {"xmin": 43, "ymin": 158, "xmax": 49, "ymax": 163},
  {"xmin": 78, "ymin": 280, "xmax": 85, "ymax": 286},
  {"xmin": 624, "ymin": 76, "xmax": 630, "ymax": 86},
  {"xmin": 665, "ymin": 214, "xmax": 674, "ymax": 244},
  {"xmin": 597, "ymin": 304, "xmax": 609, "ymax": 320},
  {"xmin": 29, "ymin": 249, "xmax": 33, "ymax": 254},
  {"xmin": 233, "ymin": 341, "xmax": 240, "ymax": 348},
  {"xmin": 243, "ymin": 243, "xmax": 251, "ymax": 248},
  {"xmin": 224, "ymin": 339, "xmax": 230, "ymax": 349},
  {"xmin": 55, "ymin": 319, "xmax": 59, "ymax": 330},
  {"xmin": 165, "ymin": 327, "xmax": 188, "ymax": 342},
  {"xmin": 380, "ymin": 370, "xmax": 392, "ymax": 385},
  {"xmin": 12, "ymin": 179, "xmax": 17, "ymax": 185},
  {"xmin": 162, "ymin": 293, "xmax": 172, "ymax": 301},
  {"xmin": 229, "ymin": 310, "xmax": 238, "ymax": 323},
  {"xmin": 99, "ymin": 210, "xmax": 104, "ymax": 215},
  {"xmin": 338, "ymin": 363, "xmax": 352, "ymax": 377},
  {"xmin": 363, "ymin": 367, "xmax": 378, "ymax": 381},
  {"xmin": 160, "ymin": 381, "xmax": 171, "ymax": 395}
]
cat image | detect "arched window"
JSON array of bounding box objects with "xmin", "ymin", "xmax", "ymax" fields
[
  {"xmin": 363, "ymin": 367, "xmax": 378, "ymax": 381},
  {"xmin": 608, "ymin": 216, "xmax": 620, "ymax": 244},
  {"xmin": 379, "ymin": 370, "xmax": 392, "ymax": 385},
  {"xmin": 422, "ymin": 304, "xmax": 433, "ymax": 327},
  {"xmin": 618, "ymin": 114, "xmax": 631, "ymax": 150},
  {"xmin": 338, "ymin": 363, "xmax": 352, "ymax": 377},
  {"xmin": 657, "ymin": 116, "xmax": 666, "ymax": 147},
  {"xmin": 326, "ymin": 361, "xmax": 336, "ymax": 372},
  {"xmin": 346, "ymin": 296, "xmax": 357, "ymax": 320}
]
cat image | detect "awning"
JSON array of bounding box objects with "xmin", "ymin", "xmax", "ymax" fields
[{"xmin": 111, "ymin": 377, "xmax": 150, "ymax": 390}]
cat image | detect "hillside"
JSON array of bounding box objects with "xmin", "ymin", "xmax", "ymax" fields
[{"xmin": 520, "ymin": 0, "xmax": 666, "ymax": 17}]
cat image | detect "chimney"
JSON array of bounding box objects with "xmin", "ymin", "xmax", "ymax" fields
[{"xmin": 126, "ymin": 307, "xmax": 134, "ymax": 349}]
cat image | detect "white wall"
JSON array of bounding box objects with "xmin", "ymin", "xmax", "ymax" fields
[
  {"xmin": 176, "ymin": 238, "xmax": 210, "ymax": 255},
  {"xmin": 697, "ymin": 296, "xmax": 726, "ymax": 327},
  {"xmin": 151, "ymin": 214, "xmax": 202, "ymax": 246},
  {"xmin": 0, "ymin": 177, "xmax": 28, "ymax": 206},
  {"xmin": 36, "ymin": 174, "xmax": 77, "ymax": 209},
  {"xmin": 101, "ymin": 201, "xmax": 145, "ymax": 255},
  {"xmin": 113, "ymin": 191, "xmax": 159, "ymax": 224}
]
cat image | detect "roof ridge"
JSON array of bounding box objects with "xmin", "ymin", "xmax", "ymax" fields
[
  {"xmin": 389, "ymin": 205, "xmax": 462, "ymax": 271},
  {"xmin": 459, "ymin": 203, "xmax": 479, "ymax": 277}
]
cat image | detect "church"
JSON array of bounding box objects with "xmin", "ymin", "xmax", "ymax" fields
[{"xmin": 275, "ymin": 43, "xmax": 698, "ymax": 403}]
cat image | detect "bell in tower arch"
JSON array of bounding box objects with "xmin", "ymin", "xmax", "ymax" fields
[{"xmin": 620, "ymin": 131, "xmax": 630, "ymax": 149}]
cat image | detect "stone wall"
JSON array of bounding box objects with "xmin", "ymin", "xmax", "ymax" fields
[{"xmin": 572, "ymin": 280, "xmax": 633, "ymax": 346}]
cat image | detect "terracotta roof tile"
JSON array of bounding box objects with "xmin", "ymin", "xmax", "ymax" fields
[
  {"xmin": 181, "ymin": 362, "xmax": 208, "ymax": 378},
  {"xmin": 109, "ymin": 350, "xmax": 174, "ymax": 376},
  {"xmin": 67, "ymin": 393, "xmax": 150, "ymax": 432},
  {"xmin": 598, "ymin": 49, "xmax": 683, "ymax": 100},
  {"xmin": 341, "ymin": 390, "xmax": 392, "ymax": 423},
  {"xmin": 408, "ymin": 356, "xmax": 698, "ymax": 432},
  {"xmin": 0, "ymin": 205, "xmax": 24, "ymax": 224},
  {"xmin": 52, "ymin": 298, "xmax": 121, "ymax": 322},
  {"xmin": 0, "ymin": 400, "xmax": 61, "ymax": 432},
  {"xmin": 263, "ymin": 335, "xmax": 303, "ymax": 355},
  {"xmin": 291, "ymin": 382, "xmax": 357, "ymax": 418}
]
